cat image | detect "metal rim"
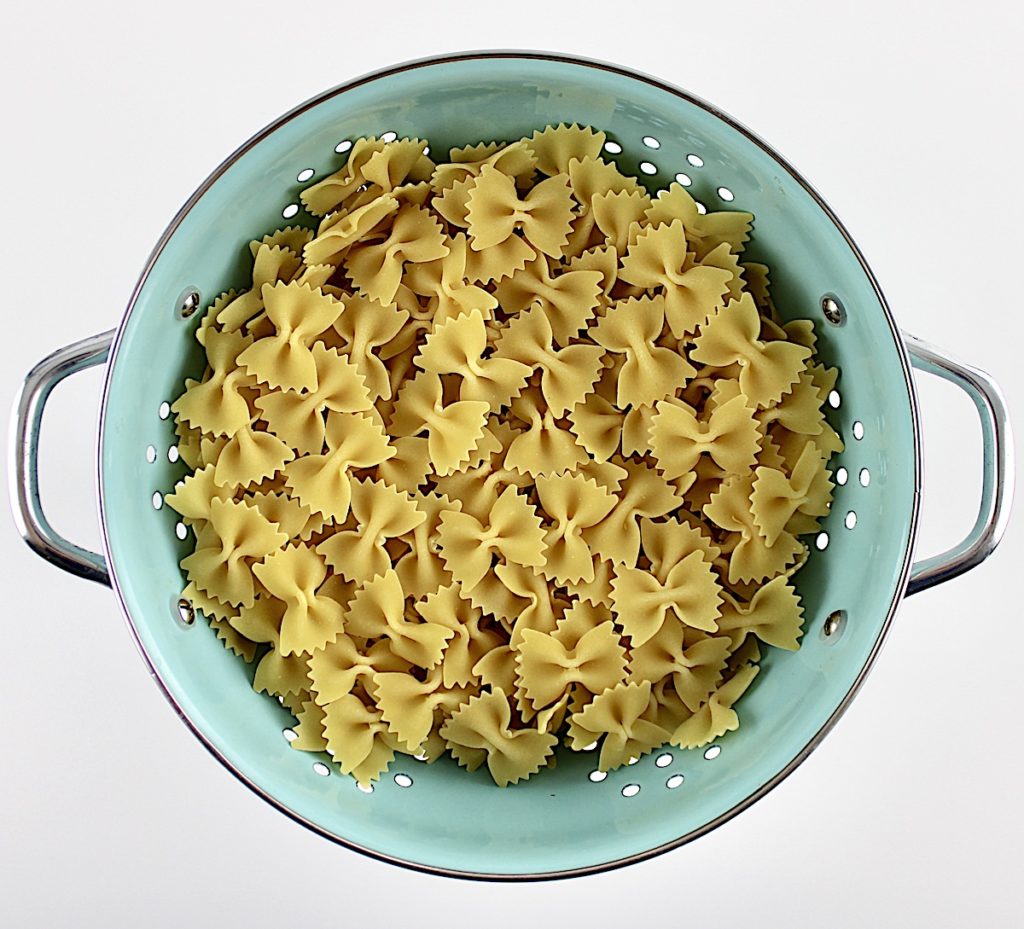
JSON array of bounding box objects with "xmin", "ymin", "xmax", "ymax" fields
[{"xmin": 95, "ymin": 49, "xmax": 923, "ymax": 882}]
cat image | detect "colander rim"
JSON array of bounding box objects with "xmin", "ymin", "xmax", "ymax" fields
[{"xmin": 95, "ymin": 48, "xmax": 923, "ymax": 881}]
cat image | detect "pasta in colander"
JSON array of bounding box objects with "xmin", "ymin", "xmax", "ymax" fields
[{"xmin": 166, "ymin": 124, "xmax": 841, "ymax": 787}]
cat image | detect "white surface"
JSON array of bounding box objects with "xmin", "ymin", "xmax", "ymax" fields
[{"xmin": 2, "ymin": 1, "xmax": 1021, "ymax": 925}]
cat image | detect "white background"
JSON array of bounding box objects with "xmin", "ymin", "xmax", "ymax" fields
[{"xmin": 2, "ymin": 2, "xmax": 1021, "ymax": 926}]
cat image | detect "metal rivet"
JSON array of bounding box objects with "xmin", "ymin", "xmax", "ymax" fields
[
  {"xmin": 296, "ymin": 168, "xmax": 315, "ymax": 183},
  {"xmin": 666, "ymin": 774, "xmax": 685, "ymax": 789},
  {"xmin": 821, "ymin": 294, "xmax": 846, "ymax": 326},
  {"xmin": 675, "ymin": 172, "xmax": 692, "ymax": 187},
  {"xmin": 655, "ymin": 752, "xmax": 673, "ymax": 768},
  {"xmin": 704, "ymin": 745, "xmax": 721, "ymax": 760},
  {"xmin": 176, "ymin": 597, "xmax": 195, "ymax": 626},
  {"xmin": 603, "ymin": 140, "xmax": 622, "ymax": 155},
  {"xmin": 816, "ymin": 531, "xmax": 830, "ymax": 550},
  {"xmin": 312, "ymin": 762, "xmax": 330, "ymax": 777},
  {"xmin": 621, "ymin": 783, "xmax": 641, "ymax": 797},
  {"xmin": 823, "ymin": 609, "xmax": 846, "ymax": 640},
  {"xmin": 380, "ymin": 130, "xmax": 397, "ymax": 143},
  {"xmin": 175, "ymin": 287, "xmax": 201, "ymax": 321},
  {"xmin": 845, "ymin": 511, "xmax": 858, "ymax": 529},
  {"xmin": 146, "ymin": 445, "xmax": 157, "ymax": 463},
  {"xmin": 859, "ymin": 468, "xmax": 871, "ymax": 487},
  {"xmin": 394, "ymin": 773, "xmax": 413, "ymax": 788},
  {"xmin": 639, "ymin": 161, "xmax": 658, "ymax": 175},
  {"xmin": 283, "ymin": 728, "xmax": 298, "ymax": 743},
  {"xmin": 588, "ymin": 770, "xmax": 607, "ymax": 783},
  {"xmin": 335, "ymin": 139, "xmax": 352, "ymax": 154},
  {"xmin": 687, "ymin": 153, "xmax": 704, "ymax": 167},
  {"xmin": 717, "ymin": 186, "xmax": 735, "ymax": 202},
  {"xmin": 642, "ymin": 135, "xmax": 661, "ymax": 149}
]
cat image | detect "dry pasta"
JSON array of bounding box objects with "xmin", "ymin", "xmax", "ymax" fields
[{"xmin": 166, "ymin": 124, "xmax": 841, "ymax": 787}]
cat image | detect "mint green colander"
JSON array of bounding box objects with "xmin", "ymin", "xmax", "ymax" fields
[{"xmin": 10, "ymin": 51, "xmax": 1013, "ymax": 880}]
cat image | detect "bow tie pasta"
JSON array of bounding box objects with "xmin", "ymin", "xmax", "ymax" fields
[{"xmin": 166, "ymin": 124, "xmax": 841, "ymax": 788}]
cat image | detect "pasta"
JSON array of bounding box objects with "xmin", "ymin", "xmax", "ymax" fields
[{"xmin": 167, "ymin": 125, "xmax": 841, "ymax": 787}]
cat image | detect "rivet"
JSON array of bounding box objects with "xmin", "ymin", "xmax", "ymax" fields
[
  {"xmin": 821, "ymin": 294, "xmax": 846, "ymax": 326},
  {"xmin": 175, "ymin": 287, "xmax": 201, "ymax": 321},
  {"xmin": 823, "ymin": 609, "xmax": 847, "ymax": 640},
  {"xmin": 176, "ymin": 597, "xmax": 195, "ymax": 626}
]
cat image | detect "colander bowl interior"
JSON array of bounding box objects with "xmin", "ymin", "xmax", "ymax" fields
[{"xmin": 98, "ymin": 52, "xmax": 918, "ymax": 879}]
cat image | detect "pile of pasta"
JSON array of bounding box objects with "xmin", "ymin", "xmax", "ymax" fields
[{"xmin": 167, "ymin": 125, "xmax": 842, "ymax": 788}]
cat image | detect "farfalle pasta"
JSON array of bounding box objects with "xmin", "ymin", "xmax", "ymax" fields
[{"xmin": 167, "ymin": 124, "xmax": 841, "ymax": 787}]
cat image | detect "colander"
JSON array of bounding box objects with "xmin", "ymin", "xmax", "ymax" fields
[{"xmin": 10, "ymin": 50, "xmax": 1013, "ymax": 881}]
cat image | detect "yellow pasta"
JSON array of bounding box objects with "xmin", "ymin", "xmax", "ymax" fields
[
  {"xmin": 650, "ymin": 393, "xmax": 762, "ymax": 478},
  {"xmin": 692, "ymin": 293, "xmax": 813, "ymax": 408},
  {"xmin": 570, "ymin": 680, "xmax": 670, "ymax": 772},
  {"xmin": 345, "ymin": 205, "xmax": 449, "ymax": 305},
  {"xmin": 415, "ymin": 308, "xmax": 531, "ymax": 409},
  {"xmin": 168, "ymin": 125, "xmax": 842, "ymax": 787},
  {"xmin": 466, "ymin": 166, "xmax": 575, "ymax": 260},
  {"xmin": 171, "ymin": 329, "xmax": 254, "ymax": 437},
  {"xmin": 440, "ymin": 688, "xmax": 558, "ymax": 787},
  {"xmin": 670, "ymin": 664, "xmax": 760, "ymax": 749},
  {"xmin": 237, "ymin": 282, "xmax": 344, "ymax": 391},
  {"xmin": 436, "ymin": 485, "xmax": 547, "ymax": 592},
  {"xmin": 252, "ymin": 544, "xmax": 344, "ymax": 656},
  {"xmin": 620, "ymin": 220, "xmax": 733, "ymax": 337},
  {"xmin": 515, "ymin": 621, "xmax": 628, "ymax": 712},
  {"xmin": 390, "ymin": 372, "xmax": 491, "ymax": 473},
  {"xmin": 493, "ymin": 253, "xmax": 603, "ymax": 344},
  {"xmin": 254, "ymin": 342, "xmax": 372, "ymax": 454},
  {"xmin": 495, "ymin": 306, "xmax": 606, "ymax": 418},
  {"xmin": 526, "ymin": 123, "xmax": 606, "ymax": 177},
  {"xmin": 592, "ymin": 294, "xmax": 696, "ymax": 408},
  {"xmin": 534, "ymin": 473, "xmax": 616, "ymax": 585},
  {"xmin": 317, "ymin": 478, "xmax": 425, "ymax": 584},
  {"xmin": 180, "ymin": 498, "xmax": 287, "ymax": 608}
]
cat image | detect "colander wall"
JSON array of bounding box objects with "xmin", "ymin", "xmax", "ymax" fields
[{"xmin": 97, "ymin": 52, "xmax": 920, "ymax": 878}]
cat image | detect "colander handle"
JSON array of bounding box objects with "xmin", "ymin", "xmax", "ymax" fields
[
  {"xmin": 10, "ymin": 331, "xmax": 115, "ymax": 587},
  {"xmin": 904, "ymin": 333, "xmax": 1014, "ymax": 595}
]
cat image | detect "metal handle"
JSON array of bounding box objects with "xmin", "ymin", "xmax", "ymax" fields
[
  {"xmin": 9, "ymin": 331, "xmax": 115, "ymax": 586},
  {"xmin": 904, "ymin": 332, "xmax": 1014, "ymax": 595}
]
